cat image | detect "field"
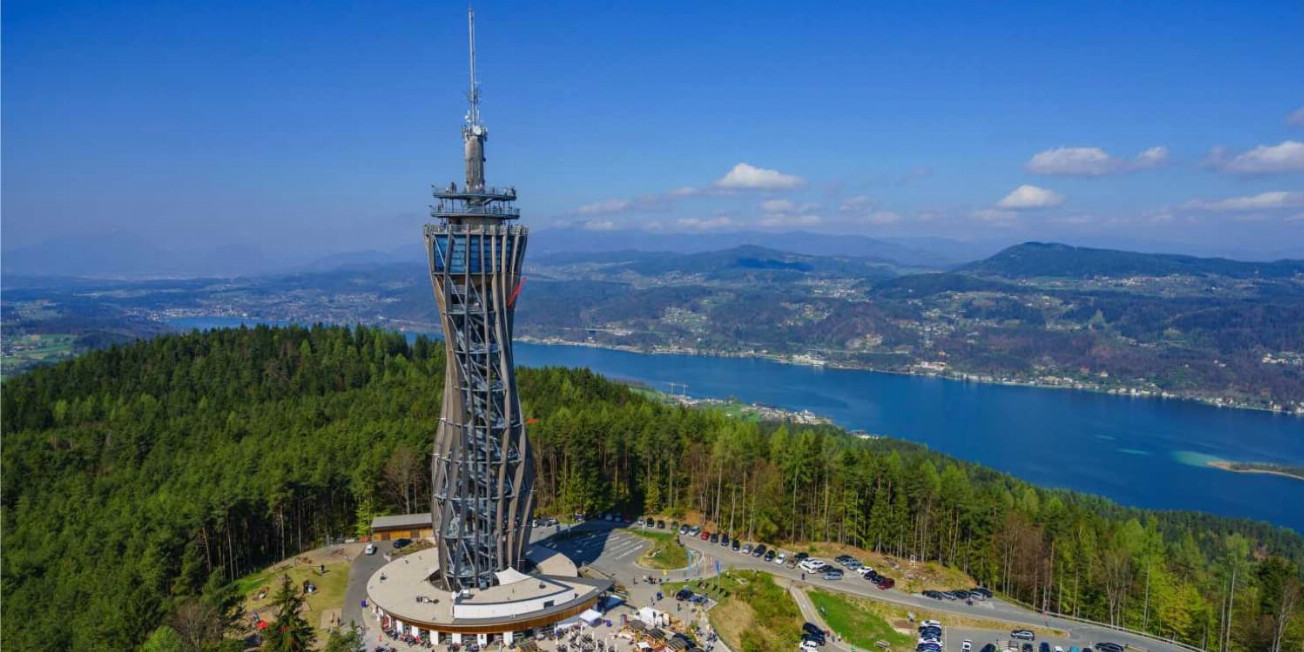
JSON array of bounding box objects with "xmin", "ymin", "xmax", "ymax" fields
[
  {"xmin": 666, "ymin": 570, "xmax": 804, "ymax": 652},
  {"xmin": 0, "ymin": 333, "xmax": 77, "ymax": 379},
  {"xmin": 234, "ymin": 546, "xmax": 360, "ymax": 641},
  {"xmin": 630, "ymin": 529, "xmax": 690, "ymax": 569},
  {"xmin": 807, "ymin": 588, "xmax": 913, "ymax": 649}
]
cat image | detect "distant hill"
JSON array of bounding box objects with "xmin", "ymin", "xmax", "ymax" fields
[
  {"xmin": 568, "ymin": 245, "xmax": 899, "ymax": 282},
  {"xmin": 963, "ymin": 242, "xmax": 1304, "ymax": 279}
]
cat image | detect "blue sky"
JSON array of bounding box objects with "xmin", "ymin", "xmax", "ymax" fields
[{"xmin": 4, "ymin": 0, "xmax": 1303, "ymax": 260}]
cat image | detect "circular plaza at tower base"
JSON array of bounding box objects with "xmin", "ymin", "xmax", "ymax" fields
[{"xmin": 366, "ymin": 545, "xmax": 612, "ymax": 646}]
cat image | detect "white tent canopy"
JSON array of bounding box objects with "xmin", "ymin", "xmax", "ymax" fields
[{"xmin": 579, "ymin": 608, "xmax": 603, "ymax": 625}]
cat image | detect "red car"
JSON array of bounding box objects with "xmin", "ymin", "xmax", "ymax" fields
[
  {"xmin": 700, "ymin": 530, "xmax": 711, "ymax": 541},
  {"xmin": 877, "ymin": 577, "xmax": 895, "ymax": 590}
]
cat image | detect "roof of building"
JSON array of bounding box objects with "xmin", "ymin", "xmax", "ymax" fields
[{"xmin": 371, "ymin": 513, "xmax": 432, "ymax": 530}]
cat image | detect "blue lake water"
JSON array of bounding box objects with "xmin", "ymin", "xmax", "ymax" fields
[{"xmin": 168, "ymin": 317, "xmax": 1304, "ymax": 533}]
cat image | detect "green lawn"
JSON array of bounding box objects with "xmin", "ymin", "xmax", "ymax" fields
[
  {"xmin": 666, "ymin": 570, "xmax": 804, "ymax": 652},
  {"xmin": 237, "ymin": 560, "xmax": 352, "ymax": 640},
  {"xmin": 630, "ymin": 529, "xmax": 690, "ymax": 569},
  {"xmin": 807, "ymin": 589, "xmax": 912, "ymax": 650}
]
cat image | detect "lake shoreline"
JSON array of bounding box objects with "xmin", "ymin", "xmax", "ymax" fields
[
  {"xmin": 515, "ymin": 335, "xmax": 1304, "ymax": 418},
  {"xmin": 1207, "ymin": 460, "xmax": 1304, "ymax": 483}
]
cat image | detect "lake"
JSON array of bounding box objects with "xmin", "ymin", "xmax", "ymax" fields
[{"xmin": 168, "ymin": 317, "xmax": 1304, "ymax": 533}]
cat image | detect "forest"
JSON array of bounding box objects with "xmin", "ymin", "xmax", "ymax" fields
[{"xmin": 2, "ymin": 325, "xmax": 1302, "ymax": 651}]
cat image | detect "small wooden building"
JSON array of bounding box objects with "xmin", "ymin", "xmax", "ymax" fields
[{"xmin": 370, "ymin": 513, "xmax": 433, "ymax": 541}]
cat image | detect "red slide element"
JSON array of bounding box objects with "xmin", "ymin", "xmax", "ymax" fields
[{"xmin": 508, "ymin": 276, "xmax": 527, "ymax": 308}]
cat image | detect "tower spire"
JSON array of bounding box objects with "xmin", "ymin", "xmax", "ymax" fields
[
  {"xmin": 466, "ymin": 6, "xmax": 480, "ymax": 129},
  {"xmin": 462, "ymin": 6, "xmax": 486, "ymax": 190}
]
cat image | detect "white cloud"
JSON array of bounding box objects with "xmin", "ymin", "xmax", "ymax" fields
[
  {"xmin": 1183, "ymin": 191, "xmax": 1304, "ymax": 211},
  {"xmin": 838, "ymin": 195, "xmax": 876, "ymax": 213},
  {"xmin": 1285, "ymin": 213, "xmax": 1304, "ymax": 223},
  {"xmin": 581, "ymin": 220, "xmax": 617, "ymax": 231},
  {"xmin": 1204, "ymin": 141, "xmax": 1304, "ymax": 174},
  {"xmin": 667, "ymin": 186, "xmax": 701, "ymax": 198},
  {"xmin": 759, "ymin": 214, "xmax": 822, "ymax": 227},
  {"xmin": 760, "ymin": 198, "xmax": 797, "ymax": 213},
  {"xmin": 714, "ymin": 162, "xmax": 804, "ymax": 190},
  {"xmin": 1025, "ymin": 146, "xmax": 1168, "ymax": 176},
  {"xmin": 972, "ymin": 209, "xmax": 1018, "ymax": 226},
  {"xmin": 866, "ymin": 211, "xmax": 901, "ymax": 225},
  {"xmin": 675, "ymin": 217, "xmax": 738, "ymax": 230},
  {"xmin": 576, "ymin": 198, "xmax": 634, "ymax": 215},
  {"xmin": 1287, "ymin": 107, "xmax": 1304, "ymax": 127},
  {"xmin": 996, "ymin": 185, "xmax": 1065, "ymax": 209}
]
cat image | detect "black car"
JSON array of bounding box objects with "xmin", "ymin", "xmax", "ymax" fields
[
  {"xmin": 1095, "ymin": 643, "xmax": 1123, "ymax": 652},
  {"xmin": 645, "ymin": 517, "xmax": 655, "ymax": 527},
  {"xmin": 1021, "ymin": 644, "xmax": 1033, "ymax": 652},
  {"xmin": 392, "ymin": 538, "xmax": 412, "ymax": 549},
  {"xmin": 980, "ymin": 646, "xmax": 998, "ymax": 652},
  {"xmin": 1039, "ymin": 643, "xmax": 1050, "ymax": 652},
  {"xmin": 922, "ymin": 590, "xmax": 943, "ymax": 599},
  {"xmin": 971, "ymin": 587, "xmax": 993, "ymax": 598},
  {"xmin": 709, "ymin": 532, "xmax": 719, "ymax": 543},
  {"xmin": 952, "ymin": 590, "xmax": 971, "ymax": 600},
  {"xmin": 731, "ymin": 539, "xmax": 741, "ymax": 551},
  {"xmin": 656, "ymin": 519, "xmax": 666, "ymax": 529},
  {"xmin": 721, "ymin": 533, "xmax": 730, "ymax": 546},
  {"xmin": 675, "ymin": 588, "xmax": 695, "ymax": 601},
  {"xmin": 752, "ymin": 544, "xmax": 767, "ymax": 557},
  {"xmin": 802, "ymin": 623, "xmax": 823, "ymax": 638},
  {"xmin": 678, "ymin": 524, "xmax": 689, "ymax": 535},
  {"xmin": 794, "ymin": 552, "xmax": 809, "ymax": 562},
  {"xmin": 1011, "ymin": 630, "xmax": 1035, "ymax": 641},
  {"xmin": 764, "ymin": 549, "xmax": 777, "ymax": 562}
]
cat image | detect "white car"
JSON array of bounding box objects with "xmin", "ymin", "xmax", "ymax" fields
[
  {"xmin": 800, "ymin": 639, "xmax": 820, "ymax": 650},
  {"xmin": 775, "ymin": 552, "xmax": 787, "ymax": 565},
  {"xmin": 856, "ymin": 566, "xmax": 875, "ymax": 576},
  {"xmin": 365, "ymin": 543, "xmax": 377, "ymax": 555},
  {"xmin": 961, "ymin": 641, "xmax": 973, "ymax": 652},
  {"xmin": 920, "ymin": 620, "xmax": 942, "ymax": 628},
  {"xmin": 799, "ymin": 558, "xmax": 827, "ymax": 573}
]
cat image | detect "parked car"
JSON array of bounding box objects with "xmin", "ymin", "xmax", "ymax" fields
[
  {"xmin": 656, "ymin": 519, "xmax": 666, "ymax": 529},
  {"xmin": 775, "ymin": 552, "xmax": 787, "ymax": 565},
  {"xmin": 1094, "ymin": 644, "xmax": 1123, "ymax": 652},
  {"xmin": 980, "ymin": 645, "xmax": 998, "ymax": 652},
  {"xmin": 731, "ymin": 539, "xmax": 741, "ymax": 551},
  {"xmin": 876, "ymin": 577, "xmax": 895, "ymax": 590},
  {"xmin": 802, "ymin": 623, "xmax": 823, "ymax": 638},
  {"xmin": 764, "ymin": 549, "xmax": 777, "ymax": 562},
  {"xmin": 961, "ymin": 641, "xmax": 973, "ymax": 652},
  {"xmin": 741, "ymin": 543, "xmax": 753, "ymax": 555},
  {"xmin": 1011, "ymin": 630, "xmax": 1036, "ymax": 641},
  {"xmin": 720, "ymin": 533, "xmax": 730, "ymax": 546},
  {"xmin": 799, "ymin": 558, "xmax": 826, "ymax": 573},
  {"xmin": 688, "ymin": 525, "xmax": 701, "ymax": 535},
  {"xmin": 392, "ymin": 538, "xmax": 412, "ymax": 550},
  {"xmin": 971, "ymin": 587, "xmax": 992, "ymax": 598},
  {"xmin": 1039, "ymin": 643, "xmax": 1051, "ymax": 652},
  {"xmin": 364, "ymin": 543, "xmax": 377, "ymax": 555},
  {"xmin": 822, "ymin": 569, "xmax": 843, "ymax": 580},
  {"xmin": 709, "ymin": 532, "xmax": 719, "ymax": 543},
  {"xmin": 675, "ymin": 588, "xmax": 695, "ymax": 601},
  {"xmin": 679, "ymin": 524, "xmax": 690, "ymax": 535},
  {"xmin": 752, "ymin": 544, "xmax": 768, "ymax": 558},
  {"xmin": 923, "ymin": 590, "xmax": 944, "ymax": 599},
  {"xmin": 1021, "ymin": 644, "xmax": 1033, "ymax": 652},
  {"xmin": 800, "ymin": 637, "xmax": 821, "ymax": 650},
  {"xmin": 699, "ymin": 530, "xmax": 710, "ymax": 541}
]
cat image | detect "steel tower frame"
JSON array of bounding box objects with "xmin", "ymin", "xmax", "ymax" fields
[{"xmin": 424, "ymin": 7, "xmax": 533, "ymax": 591}]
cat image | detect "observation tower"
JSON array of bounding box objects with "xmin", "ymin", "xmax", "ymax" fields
[
  {"xmin": 424, "ymin": 4, "xmax": 532, "ymax": 593},
  {"xmin": 366, "ymin": 10, "xmax": 608, "ymax": 646}
]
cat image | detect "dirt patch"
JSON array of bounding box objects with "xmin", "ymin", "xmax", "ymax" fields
[{"xmin": 799, "ymin": 542, "xmax": 975, "ymax": 593}]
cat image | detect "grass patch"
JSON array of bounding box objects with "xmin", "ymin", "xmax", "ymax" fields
[
  {"xmin": 631, "ymin": 530, "xmax": 689, "ymax": 569},
  {"xmin": 808, "ymin": 589, "xmax": 912, "ymax": 649},
  {"xmin": 667, "ymin": 570, "xmax": 803, "ymax": 652},
  {"xmin": 825, "ymin": 592, "xmax": 1066, "ymax": 638},
  {"xmin": 238, "ymin": 560, "xmax": 351, "ymax": 640}
]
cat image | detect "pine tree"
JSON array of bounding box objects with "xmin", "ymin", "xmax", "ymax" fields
[{"xmin": 262, "ymin": 576, "xmax": 315, "ymax": 652}]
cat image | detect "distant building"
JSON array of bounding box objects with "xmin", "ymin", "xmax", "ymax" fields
[{"xmin": 369, "ymin": 513, "xmax": 433, "ymax": 541}]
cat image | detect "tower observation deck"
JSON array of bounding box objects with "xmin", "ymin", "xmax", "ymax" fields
[{"xmin": 424, "ymin": 7, "xmax": 532, "ymax": 591}]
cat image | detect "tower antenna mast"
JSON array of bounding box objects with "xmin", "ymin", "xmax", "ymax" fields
[{"xmin": 466, "ymin": 6, "xmax": 480, "ymax": 128}]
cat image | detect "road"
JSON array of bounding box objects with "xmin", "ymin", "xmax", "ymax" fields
[
  {"xmin": 340, "ymin": 520, "xmax": 1188, "ymax": 652},
  {"xmin": 675, "ymin": 531, "xmax": 1188, "ymax": 652}
]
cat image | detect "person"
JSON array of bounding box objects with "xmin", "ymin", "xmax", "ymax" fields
[{"xmin": 801, "ymin": 572, "xmax": 805, "ymax": 581}]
